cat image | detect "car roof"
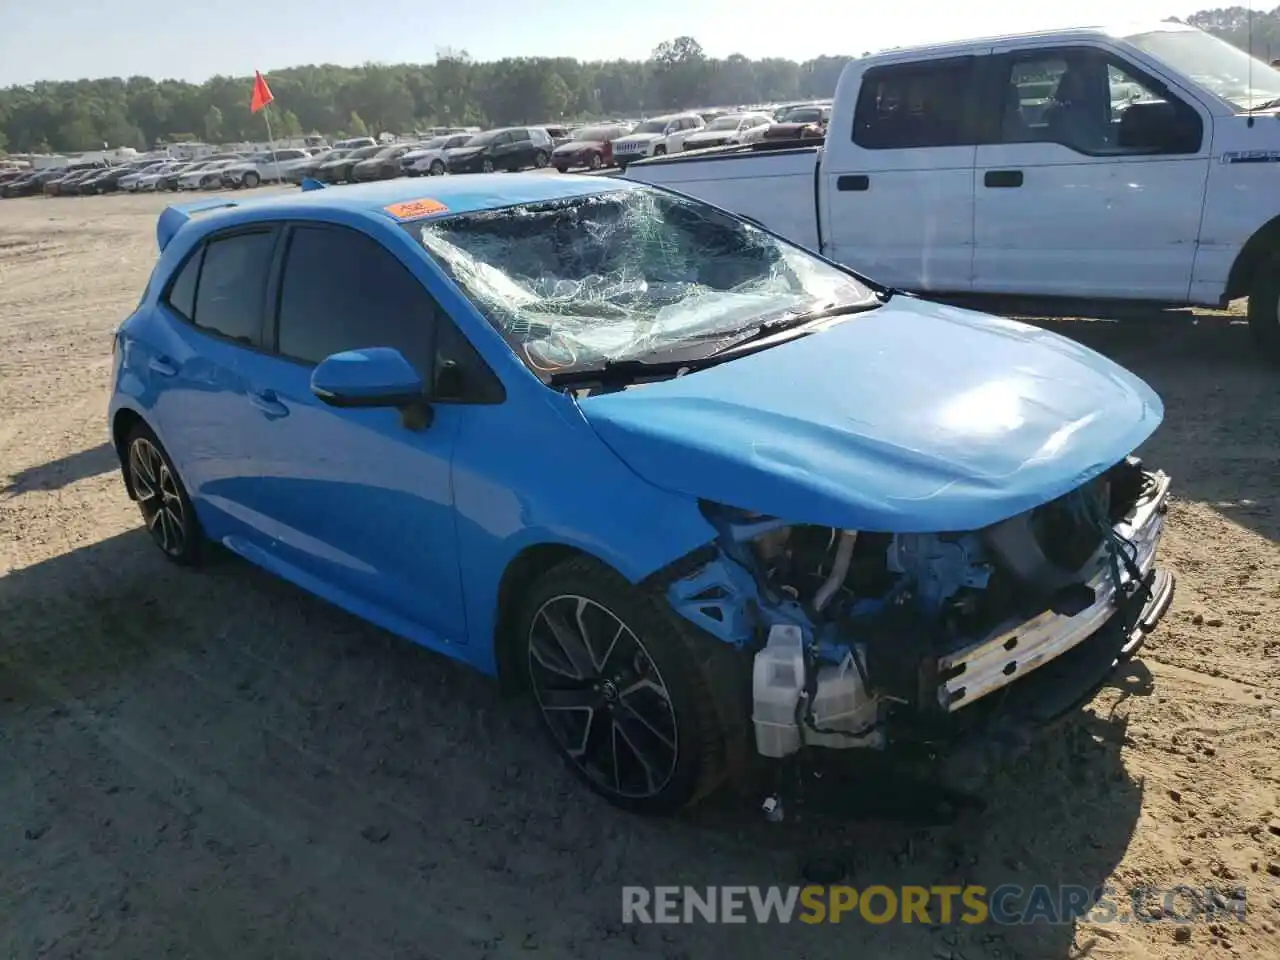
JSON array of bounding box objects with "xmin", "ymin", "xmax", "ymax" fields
[{"xmin": 157, "ymin": 173, "xmax": 642, "ymax": 251}]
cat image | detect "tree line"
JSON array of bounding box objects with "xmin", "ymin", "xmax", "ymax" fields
[{"xmin": 0, "ymin": 9, "xmax": 1273, "ymax": 155}]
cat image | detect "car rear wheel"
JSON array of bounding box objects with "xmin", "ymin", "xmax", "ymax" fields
[
  {"xmin": 429, "ymin": 160, "xmax": 445, "ymax": 176},
  {"xmin": 588, "ymin": 153, "xmax": 603, "ymax": 170},
  {"xmin": 519, "ymin": 556, "xmax": 734, "ymax": 815},
  {"xmin": 481, "ymin": 157, "xmax": 495, "ymax": 174},
  {"xmin": 533, "ymin": 150, "xmax": 549, "ymax": 169},
  {"xmin": 243, "ymin": 171, "xmax": 260, "ymax": 188},
  {"xmin": 125, "ymin": 423, "xmax": 204, "ymax": 565}
]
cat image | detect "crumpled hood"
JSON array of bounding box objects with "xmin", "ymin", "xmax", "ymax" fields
[{"xmin": 578, "ymin": 297, "xmax": 1163, "ymax": 533}]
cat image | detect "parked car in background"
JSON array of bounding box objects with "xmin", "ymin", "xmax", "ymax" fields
[
  {"xmin": 177, "ymin": 159, "xmax": 239, "ymax": 191},
  {"xmin": 352, "ymin": 143, "xmax": 419, "ymax": 181},
  {"xmin": 403, "ymin": 134, "xmax": 473, "ymax": 176},
  {"xmin": 446, "ymin": 127, "xmax": 554, "ymax": 173},
  {"xmin": 755, "ymin": 103, "xmax": 832, "ymax": 142},
  {"xmin": 681, "ymin": 112, "xmax": 774, "ymax": 150},
  {"xmin": 136, "ymin": 163, "xmax": 187, "ymax": 192},
  {"xmin": 221, "ymin": 149, "xmax": 311, "ymax": 188},
  {"xmin": 551, "ymin": 123, "xmax": 632, "ymax": 172},
  {"xmin": 538, "ymin": 124, "xmax": 573, "ymax": 147},
  {"xmin": 611, "ymin": 113, "xmax": 706, "ymax": 168},
  {"xmin": 283, "ymin": 148, "xmax": 345, "ymax": 184},
  {"xmin": 2, "ymin": 168, "xmax": 63, "ymax": 198},
  {"xmin": 332, "ymin": 136, "xmax": 377, "ymax": 151},
  {"xmin": 78, "ymin": 164, "xmax": 146, "ymax": 195},
  {"xmin": 44, "ymin": 163, "xmax": 107, "ymax": 196},
  {"xmin": 315, "ymin": 144, "xmax": 382, "ymax": 183},
  {"xmin": 121, "ymin": 161, "xmax": 180, "ymax": 192}
]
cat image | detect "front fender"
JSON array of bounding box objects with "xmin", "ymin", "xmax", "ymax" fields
[{"xmin": 449, "ymin": 388, "xmax": 718, "ymax": 675}]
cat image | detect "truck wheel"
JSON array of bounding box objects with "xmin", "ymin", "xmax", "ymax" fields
[
  {"xmin": 517, "ymin": 555, "xmax": 737, "ymax": 815},
  {"xmin": 1247, "ymin": 252, "xmax": 1280, "ymax": 358}
]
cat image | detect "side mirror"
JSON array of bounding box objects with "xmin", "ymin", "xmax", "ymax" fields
[{"xmin": 310, "ymin": 347, "xmax": 425, "ymax": 409}]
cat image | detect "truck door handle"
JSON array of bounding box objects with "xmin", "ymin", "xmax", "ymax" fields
[
  {"xmin": 837, "ymin": 174, "xmax": 869, "ymax": 192},
  {"xmin": 149, "ymin": 355, "xmax": 178, "ymax": 377},
  {"xmin": 984, "ymin": 170, "xmax": 1023, "ymax": 188},
  {"xmin": 247, "ymin": 389, "xmax": 289, "ymax": 419}
]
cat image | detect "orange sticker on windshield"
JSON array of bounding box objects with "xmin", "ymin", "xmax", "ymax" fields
[{"xmin": 384, "ymin": 198, "xmax": 449, "ymax": 220}]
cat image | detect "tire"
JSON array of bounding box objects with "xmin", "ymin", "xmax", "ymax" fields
[
  {"xmin": 518, "ymin": 555, "xmax": 736, "ymax": 815},
  {"xmin": 242, "ymin": 171, "xmax": 260, "ymax": 188},
  {"xmin": 1247, "ymin": 251, "xmax": 1280, "ymax": 359},
  {"xmin": 588, "ymin": 153, "xmax": 603, "ymax": 170},
  {"xmin": 553, "ymin": 165, "xmax": 568, "ymax": 174},
  {"xmin": 123, "ymin": 422, "xmax": 204, "ymax": 566},
  {"xmin": 533, "ymin": 150, "xmax": 549, "ymax": 169},
  {"xmin": 481, "ymin": 157, "xmax": 495, "ymax": 174},
  {"xmin": 429, "ymin": 160, "xmax": 445, "ymax": 176},
  {"xmin": 653, "ymin": 145, "xmax": 667, "ymax": 156}
]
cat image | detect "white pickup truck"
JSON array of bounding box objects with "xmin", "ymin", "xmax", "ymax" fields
[{"xmin": 621, "ymin": 21, "xmax": 1280, "ymax": 354}]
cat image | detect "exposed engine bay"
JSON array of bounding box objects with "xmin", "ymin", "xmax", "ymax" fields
[{"xmin": 664, "ymin": 457, "xmax": 1172, "ymax": 760}]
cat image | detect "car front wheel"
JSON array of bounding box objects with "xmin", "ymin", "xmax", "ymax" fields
[
  {"xmin": 429, "ymin": 160, "xmax": 445, "ymax": 176},
  {"xmin": 520, "ymin": 556, "xmax": 735, "ymax": 815},
  {"xmin": 125, "ymin": 423, "xmax": 203, "ymax": 565},
  {"xmin": 242, "ymin": 171, "xmax": 260, "ymax": 188},
  {"xmin": 481, "ymin": 157, "xmax": 495, "ymax": 173}
]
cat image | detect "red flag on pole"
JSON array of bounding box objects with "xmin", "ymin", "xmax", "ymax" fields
[{"xmin": 250, "ymin": 70, "xmax": 274, "ymax": 113}]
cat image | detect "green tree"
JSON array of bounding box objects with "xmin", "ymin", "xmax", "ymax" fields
[{"xmin": 203, "ymin": 105, "xmax": 223, "ymax": 142}]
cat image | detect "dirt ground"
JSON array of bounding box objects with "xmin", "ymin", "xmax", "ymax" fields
[{"xmin": 0, "ymin": 189, "xmax": 1277, "ymax": 960}]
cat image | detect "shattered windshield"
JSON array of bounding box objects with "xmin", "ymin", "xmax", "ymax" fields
[
  {"xmin": 407, "ymin": 187, "xmax": 874, "ymax": 376},
  {"xmin": 1126, "ymin": 28, "xmax": 1280, "ymax": 110}
]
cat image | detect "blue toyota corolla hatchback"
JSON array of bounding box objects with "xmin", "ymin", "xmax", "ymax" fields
[{"xmin": 110, "ymin": 174, "xmax": 1174, "ymax": 814}]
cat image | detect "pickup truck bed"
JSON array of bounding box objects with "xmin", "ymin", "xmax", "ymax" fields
[{"xmin": 621, "ymin": 143, "xmax": 824, "ymax": 253}]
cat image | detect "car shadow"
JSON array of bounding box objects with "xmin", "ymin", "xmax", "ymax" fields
[
  {"xmin": 1, "ymin": 441, "xmax": 119, "ymax": 495},
  {"xmin": 1, "ymin": 526, "xmax": 1152, "ymax": 959},
  {"xmin": 943, "ymin": 296, "xmax": 1280, "ymax": 545}
]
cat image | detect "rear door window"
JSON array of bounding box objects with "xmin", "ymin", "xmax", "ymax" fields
[
  {"xmin": 192, "ymin": 231, "xmax": 276, "ymax": 345},
  {"xmin": 853, "ymin": 57, "xmax": 979, "ymax": 149}
]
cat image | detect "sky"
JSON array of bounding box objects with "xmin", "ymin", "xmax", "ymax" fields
[{"xmin": 0, "ymin": 0, "xmax": 1220, "ymax": 87}]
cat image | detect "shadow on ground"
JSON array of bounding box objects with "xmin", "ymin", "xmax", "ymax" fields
[
  {"xmin": 1, "ymin": 441, "xmax": 118, "ymax": 495},
  {"xmin": 0, "ymin": 526, "xmax": 1147, "ymax": 959}
]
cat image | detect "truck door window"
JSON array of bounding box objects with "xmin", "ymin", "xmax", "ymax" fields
[
  {"xmin": 994, "ymin": 49, "xmax": 1202, "ymax": 156},
  {"xmin": 853, "ymin": 59, "xmax": 977, "ymax": 149}
]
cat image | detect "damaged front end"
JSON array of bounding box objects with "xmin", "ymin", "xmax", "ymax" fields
[{"xmin": 659, "ymin": 456, "xmax": 1174, "ymax": 776}]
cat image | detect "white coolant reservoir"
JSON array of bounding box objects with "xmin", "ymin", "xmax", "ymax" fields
[
  {"xmin": 752, "ymin": 624, "xmax": 805, "ymax": 758},
  {"xmin": 753, "ymin": 626, "xmax": 884, "ymax": 758},
  {"xmin": 804, "ymin": 650, "xmax": 883, "ymax": 750}
]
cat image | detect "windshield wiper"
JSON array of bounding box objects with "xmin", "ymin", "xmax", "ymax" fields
[
  {"xmin": 547, "ymin": 357, "xmax": 703, "ymax": 387},
  {"xmin": 705, "ymin": 295, "xmax": 886, "ymax": 357},
  {"xmin": 546, "ymin": 294, "xmax": 890, "ymax": 388}
]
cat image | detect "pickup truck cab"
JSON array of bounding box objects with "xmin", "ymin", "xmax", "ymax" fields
[{"xmin": 621, "ymin": 21, "xmax": 1280, "ymax": 354}]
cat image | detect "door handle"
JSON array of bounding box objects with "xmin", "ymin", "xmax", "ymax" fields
[
  {"xmin": 247, "ymin": 389, "xmax": 289, "ymax": 419},
  {"xmin": 149, "ymin": 355, "xmax": 178, "ymax": 377},
  {"xmin": 837, "ymin": 174, "xmax": 870, "ymax": 192},
  {"xmin": 984, "ymin": 170, "xmax": 1023, "ymax": 188}
]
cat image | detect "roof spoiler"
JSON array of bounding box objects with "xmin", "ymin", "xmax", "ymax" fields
[{"xmin": 156, "ymin": 198, "xmax": 241, "ymax": 252}]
